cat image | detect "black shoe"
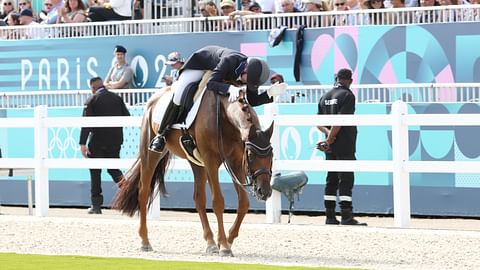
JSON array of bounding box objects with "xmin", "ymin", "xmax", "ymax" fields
[
  {"xmin": 326, "ymin": 217, "xmax": 340, "ymax": 225},
  {"xmin": 149, "ymin": 135, "xmax": 165, "ymax": 153},
  {"xmin": 325, "ymin": 208, "xmax": 340, "ymax": 225},
  {"xmin": 340, "ymin": 218, "xmax": 367, "ymax": 226},
  {"xmin": 340, "ymin": 208, "xmax": 367, "ymax": 226},
  {"xmin": 87, "ymin": 206, "xmax": 102, "ymax": 214}
]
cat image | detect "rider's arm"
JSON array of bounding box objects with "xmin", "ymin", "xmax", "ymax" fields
[
  {"xmin": 206, "ymin": 56, "xmax": 240, "ymax": 95},
  {"xmin": 246, "ymin": 91, "xmax": 272, "ymax": 106}
]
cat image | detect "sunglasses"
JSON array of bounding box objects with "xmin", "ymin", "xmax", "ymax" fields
[
  {"xmin": 19, "ymin": 2, "xmax": 27, "ymax": 5},
  {"xmin": 3, "ymin": 2, "xmax": 12, "ymax": 5},
  {"xmin": 335, "ymin": 2, "xmax": 346, "ymax": 5}
]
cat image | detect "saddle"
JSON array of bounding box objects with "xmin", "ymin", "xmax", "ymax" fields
[
  {"xmin": 174, "ymin": 71, "xmax": 213, "ymax": 167},
  {"xmin": 271, "ymin": 171, "xmax": 308, "ymax": 223}
]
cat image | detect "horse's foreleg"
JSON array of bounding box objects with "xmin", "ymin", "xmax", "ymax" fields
[
  {"xmin": 138, "ymin": 165, "xmax": 154, "ymax": 251},
  {"xmin": 191, "ymin": 165, "xmax": 218, "ymax": 255},
  {"xmin": 205, "ymin": 167, "xmax": 231, "ymax": 257},
  {"xmin": 227, "ymin": 183, "xmax": 249, "ymax": 245}
]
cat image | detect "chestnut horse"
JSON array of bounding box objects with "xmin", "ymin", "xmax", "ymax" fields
[{"xmin": 113, "ymin": 83, "xmax": 274, "ymax": 256}]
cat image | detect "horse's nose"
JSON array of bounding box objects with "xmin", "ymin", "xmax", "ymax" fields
[{"xmin": 257, "ymin": 186, "xmax": 272, "ymax": 201}]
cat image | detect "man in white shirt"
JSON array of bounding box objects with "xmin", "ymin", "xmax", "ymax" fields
[
  {"xmin": 45, "ymin": 0, "xmax": 64, "ymax": 24},
  {"xmin": 88, "ymin": 0, "xmax": 132, "ymax": 21}
]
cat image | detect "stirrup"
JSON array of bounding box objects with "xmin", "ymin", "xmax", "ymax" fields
[{"xmin": 179, "ymin": 130, "xmax": 204, "ymax": 167}]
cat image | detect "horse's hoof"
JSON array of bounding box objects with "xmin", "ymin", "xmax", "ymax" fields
[
  {"xmin": 141, "ymin": 244, "xmax": 153, "ymax": 252},
  {"xmin": 219, "ymin": 249, "xmax": 234, "ymax": 257},
  {"xmin": 206, "ymin": 245, "xmax": 219, "ymax": 255}
]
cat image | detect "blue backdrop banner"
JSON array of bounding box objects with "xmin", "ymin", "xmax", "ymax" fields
[{"xmin": 1, "ymin": 22, "xmax": 479, "ymax": 98}]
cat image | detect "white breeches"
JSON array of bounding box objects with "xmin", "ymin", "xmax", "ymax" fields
[{"xmin": 172, "ymin": 69, "xmax": 206, "ymax": 105}]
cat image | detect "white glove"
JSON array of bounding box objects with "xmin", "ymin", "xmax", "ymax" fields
[
  {"xmin": 228, "ymin": 85, "xmax": 243, "ymax": 102},
  {"xmin": 267, "ymin": 82, "xmax": 288, "ymax": 98}
]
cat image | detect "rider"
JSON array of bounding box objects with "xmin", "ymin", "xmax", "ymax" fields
[{"xmin": 149, "ymin": 45, "xmax": 286, "ymax": 154}]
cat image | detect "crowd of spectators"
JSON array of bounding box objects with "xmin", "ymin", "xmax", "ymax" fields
[
  {"xmin": 197, "ymin": 0, "xmax": 479, "ymax": 29},
  {"xmin": 0, "ymin": 0, "xmax": 478, "ymax": 39}
]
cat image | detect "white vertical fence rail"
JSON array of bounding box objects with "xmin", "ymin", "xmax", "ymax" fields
[
  {"xmin": 33, "ymin": 106, "xmax": 49, "ymax": 217},
  {"xmin": 264, "ymin": 103, "xmax": 282, "ymax": 224},
  {"xmin": 390, "ymin": 101, "xmax": 410, "ymax": 227},
  {"xmin": 2, "ymin": 102, "xmax": 480, "ymax": 226}
]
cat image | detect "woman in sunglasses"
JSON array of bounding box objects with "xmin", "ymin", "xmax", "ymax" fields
[
  {"xmin": 1, "ymin": 0, "xmax": 16, "ymax": 20},
  {"xmin": 18, "ymin": 0, "xmax": 38, "ymax": 21}
]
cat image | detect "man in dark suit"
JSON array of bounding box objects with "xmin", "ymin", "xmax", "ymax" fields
[
  {"xmin": 79, "ymin": 77, "xmax": 130, "ymax": 214},
  {"xmin": 150, "ymin": 45, "xmax": 286, "ymax": 153}
]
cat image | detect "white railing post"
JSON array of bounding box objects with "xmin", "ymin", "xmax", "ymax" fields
[
  {"xmin": 391, "ymin": 100, "xmax": 410, "ymax": 227},
  {"xmin": 147, "ymin": 184, "xmax": 161, "ymax": 219},
  {"xmin": 34, "ymin": 105, "xmax": 49, "ymax": 217},
  {"xmin": 264, "ymin": 102, "xmax": 282, "ymax": 224}
]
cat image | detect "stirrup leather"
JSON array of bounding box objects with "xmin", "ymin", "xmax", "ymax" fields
[{"xmin": 179, "ymin": 129, "xmax": 204, "ymax": 167}]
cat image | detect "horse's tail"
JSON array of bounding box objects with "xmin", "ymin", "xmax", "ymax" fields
[
  {"xmin": 112, "ymin": 153, "xmax": 171, "ymax": 217},
  {"xmin": 112, "ymin": 157, "xmax": 142, "ymax": 217}
]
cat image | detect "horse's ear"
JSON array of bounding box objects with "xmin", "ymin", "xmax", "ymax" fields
[{"xmin": 264, "ymin": 121, "xmax": 274, "ymax": 140}]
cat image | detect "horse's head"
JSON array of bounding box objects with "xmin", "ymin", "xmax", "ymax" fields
[{"xmin": 244, "ymin": 122, "xmax": 274, "ymax": 201}]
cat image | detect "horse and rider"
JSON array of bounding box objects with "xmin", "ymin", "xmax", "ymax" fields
[
  {"xmin": 114, "ymin": 45, "xmax": 286, "ymax": 256},
  {"xmin": 149, "ymin": 45, "xmax": 287, "ymax": 155}
]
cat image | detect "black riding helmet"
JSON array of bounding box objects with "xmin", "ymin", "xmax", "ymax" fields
[{"xmin": 247, "ymin": 58, "xmax": 270, "ymax": 93}]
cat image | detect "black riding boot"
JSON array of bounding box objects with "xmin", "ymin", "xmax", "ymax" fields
[
  {"xmin": 340, "ymin": 207, "xmax": 367, "ymax": 226},
  {"xmin": 149, "ymin": 100, "xmax": 182, "ymax": 153},
  {"xmin": 325, "ymin": 208, "xmax": 340, "ymax": 225},
  {"xmin": 88, "ymin": 195, "xmax": 103, "ymax": 214}
]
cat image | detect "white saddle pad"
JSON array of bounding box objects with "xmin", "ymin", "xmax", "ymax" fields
[{"xmin": 152, "ymin": 87, "xmax": 207, "ymax": 130}]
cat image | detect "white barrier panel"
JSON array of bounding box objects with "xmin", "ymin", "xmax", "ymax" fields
[{"xmin": 2, "ymin": 101, "xmax": 480, "ymax": 227}]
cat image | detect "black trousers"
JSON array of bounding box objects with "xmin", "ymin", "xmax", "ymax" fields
[
  {"xmin": 88, "ymin": 7, "xmax": 131, "ymax": 22},
  {"xmin": 324, "ymin": 152, "xmax": 356, "ymax": 209},
  {"xmin": 88, "ymin": 144, "xmax": 123, "ymax": 205}
]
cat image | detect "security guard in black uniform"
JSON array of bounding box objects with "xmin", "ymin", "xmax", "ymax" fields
[
  {"xmin": 79, "ymin": 77, "xmax": 130, "ymax": 214},
  {"xmin": 317, "ymin": 68, "xmax": 366, "ymax": 226}
]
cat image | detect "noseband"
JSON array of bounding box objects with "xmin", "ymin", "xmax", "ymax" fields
[{"xmin": 244, "ymin": 140, "xmax": 273, "ymax": 187}]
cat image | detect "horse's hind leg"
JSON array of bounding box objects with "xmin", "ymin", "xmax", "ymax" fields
[
  {"xmin": 191, "ymin": 164, "xmax": 218, "ymax": 255},
  {"xmin": 138, "ymin": 153, "xmax": 159, "ymax": 251}
]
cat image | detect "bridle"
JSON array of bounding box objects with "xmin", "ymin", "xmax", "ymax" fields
[{"xmin": 244, "ymin": 140, "xmax": 273, "ymax": 187}]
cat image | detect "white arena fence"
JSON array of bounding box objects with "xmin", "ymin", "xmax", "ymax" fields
[
  {"xmin": 1, "ymin": 101, "xmax": 480, "ymax": 227},
  {"xmin": 1, "ymin": 83, "xmax": 480, "ymax": 108},
  {"xmin": 1, "ymin": 5, "xmax": 479, "ymax": 40}
]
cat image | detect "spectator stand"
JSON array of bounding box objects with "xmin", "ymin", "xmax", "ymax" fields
[{"xmin": 1, "ymin": 5, "xmax": 480, "ymax": 40}]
